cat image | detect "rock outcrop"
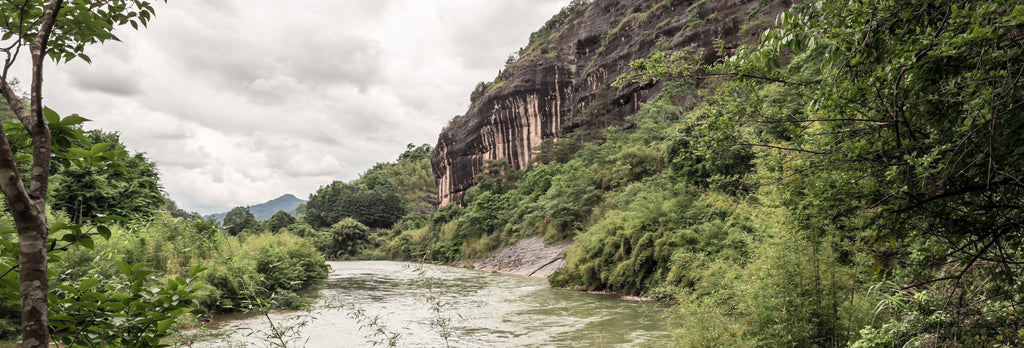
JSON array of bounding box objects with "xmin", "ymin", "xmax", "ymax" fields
[
  {"xmin": 472, "ymin": 237, "xmax": 573, "ymax": 278},
  {"xmin": 432, "ymin": 0, "xmax": 790, "ymax": 206}
]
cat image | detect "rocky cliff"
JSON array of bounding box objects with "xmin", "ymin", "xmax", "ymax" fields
[{"xmin": 432, "ymin": 0, "xmax": 789, "ymax": 206}]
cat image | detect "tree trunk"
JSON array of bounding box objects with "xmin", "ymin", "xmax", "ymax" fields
[
  {"xmin": 0, "ymin": 118, "xmax": 50, "ymax": 347},
  {"xmin": 0, "ymin": 0, "xmax": 64, "ymax": 346},
  {"xmin": 15, "ymin": 221, "xmax": 48, "ymax": 348}
]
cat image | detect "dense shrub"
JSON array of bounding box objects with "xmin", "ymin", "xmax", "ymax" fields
[
  {"xmin": 550, "ymin": 179, "xmax": 754, "ymax": 296},
  {"xmin": 313, "ymin": 218, "xmax": 372, "ymax": 260},
  {"xmin": 250, "ymin": 233, "xmax": 327, "ymax": 291},
  {"xmin": 304, "ymin": 181, "xmax": 406, "ymax": 229},
  {"xmin": 48, "ymin": 213, "xmax": 326, "ymax": 314}
]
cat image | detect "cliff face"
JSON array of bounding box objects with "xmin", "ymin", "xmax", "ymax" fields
[{"xmin": 432, "ymin": 0, "xmax": 789, "ymax": 207}]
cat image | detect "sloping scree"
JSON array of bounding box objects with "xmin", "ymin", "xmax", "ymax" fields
[{"xmin": 473, "ymin": 237, "xmax": 573, "ymax": 278}]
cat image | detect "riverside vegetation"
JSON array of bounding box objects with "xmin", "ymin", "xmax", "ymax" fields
[
  {"xmin": 2, "ymin": 0, "xmax": 1022, "ymax": 347},
  {"xmin": 303, "ymin": 0, "xmax": 1022, "ymax": 346}
]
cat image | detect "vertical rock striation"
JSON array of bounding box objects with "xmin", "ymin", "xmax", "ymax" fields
[{"xmin": 432, "ymin": 0, "xmax": 789, "ymax": 206}]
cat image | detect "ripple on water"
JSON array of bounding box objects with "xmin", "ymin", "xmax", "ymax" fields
[{"xmin": 192, "ymin": 260, "xmax": 673, "ymax": 347}]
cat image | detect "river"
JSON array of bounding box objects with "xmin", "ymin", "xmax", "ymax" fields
[{"xmin": 190, "ymin": 260, "xmax": 673, "ymax": 347}]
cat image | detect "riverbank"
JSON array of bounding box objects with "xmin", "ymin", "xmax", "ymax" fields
[{"xmin": 465, "ymin": 236, "xmax": 573, "ymax": 278}]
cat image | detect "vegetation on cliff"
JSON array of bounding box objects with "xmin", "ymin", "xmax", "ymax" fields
[
  {"xmin": 2, "ymin": 0, "xmax": 1021, "ymax": 346},
  {"xmin": 390, "ymin": 0, "xmax": 1024, "ymax": 346}
]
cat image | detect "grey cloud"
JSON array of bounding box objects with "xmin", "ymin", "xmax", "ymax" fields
[
  {"xmin": 154, "ymin": 2, "xmax": 388, "ymax": 96},
  {"xmin": 289, "ymin": 35, "xmax": 384, "ymax": 90},
  {"xmin": 66, "ymin": 46, "xmax": 143, "ymax": 96},
  {"xmin": 440, "ymin": 1, "xmax": 567, "ymax": 70},
  {"xmin": 151, "ymin": 145, "xmax": 211, "ymax": 170},
  {"xmin": 36, "ymin": 0, "xmax": 573, "ymax": 214},
  {"xmin": 71, "ymin": 72, "xmax": 141, "ymax": 96},
  {"xmin": 200, "ymin": 165, "xmax": 226, "ymax": 184}
]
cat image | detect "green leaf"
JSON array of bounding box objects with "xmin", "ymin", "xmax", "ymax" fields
[
  {"xmin": 96, "ymin": 225, "xmax": 112, "ymax": 239},
  {"xmin": 156, "ymin": 318, "xmax": 174, "ymax": 333},
  {"xmin": 78, "ymin": 236, "xmax": 95, "ymax": 249},
  {"xmin": 115, "ymin": 260, "xmax": 132, "ymax": 276},
  {"xmin": 79, "ymin": 278, "xmax": 98, "ymax": 292},
  {"xmin": 188, "ymin": 264, "xmax": 207, "ymax": 278},
  {"xmin": 50, "ymin": 313, "xmax": 75, "ymax": 322},
  {"xmin": 90, "ymin": 142, "xmax": 111, "ymax": 154},
  {"xmin": 67, "ymin": 147, "xmax": 91, "ymax": 160},
  {"xmin": 166, "ymin": 278, "xmax": 178, "ymax": 291},
  {"xmin": 102, "ymin": 302, "xmax": 125, "ymax": 312},
  {"xmin": 59, "ymin": 233, "xmax": 79, "ymax": 243},
  {"xmin": 0, "ymin": 238, "xmax": 15, "ymax": 253},
  {"xmin": 43, "ymin": 107, "xmax": 60, "ymax": 124},
  {"xmin": 51, "ymin": 222, "xmax": 71, "ymax": 232},
  {"xmin": 61, "ymin": 114, "xmax": 90, "ymax": 126},
  {"xmin": 80, "ymin": 300, "xmax": 99, "ymax": 311}
]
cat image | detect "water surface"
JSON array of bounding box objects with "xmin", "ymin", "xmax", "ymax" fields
[{"xmin": 194, "ymin": 260, "xmax": 671, "ymax": 347}]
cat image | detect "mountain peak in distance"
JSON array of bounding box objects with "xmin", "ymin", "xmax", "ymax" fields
[{"xmin": 210, "ymin": 194, "xmax": 307, "ymax": 221}]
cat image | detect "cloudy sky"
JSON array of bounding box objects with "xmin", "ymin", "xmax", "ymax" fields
[{"xmin": 20, "ymin": 0, "xmax": 570, "ymax": 214}]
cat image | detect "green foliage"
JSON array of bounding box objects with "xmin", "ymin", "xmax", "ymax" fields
[
  {"xmin": 265, "ymin": 210, "xmax": 297, "ymax": 233},
  {"xmin": 0, "ymin": 231, "xmax": 20, "ymax": 341},
  {"xmin": 304, "ymin": 144, "xmax": 433, "ymax": 231},
  {"xmin": 304, "ymin": 181, "xmax": 405, "ymax": 229},
  {"xmin": 1, "ymin": 0, "xmax": 162, "ymax": 64},
  {"xmin": 610, "ymin": 0, "xmax": 1024, "ymax": 345},
  {"xmin": 1, "ymin": 116, "xmax": 170, "ymax": 344},
  {"xmin": 663, "ymin": 118, "xmax": 753, "ymax": 194},
  {"xmin": 442, "ymin": 115, "xmax": 462, "ymax": 132},
  {"xmin": 520, "ymin": 0, "xmax": 590, "ymax": 57},
  {"xmin": 456, "ymin": 191, "xmax": 510, "ymax": 241},
  {"xmin": 667, "ymin": 209, "xmax": 875, "ymax": 347},
  {"xmin": 50, "ymin": 130, "xmax": 163, "ymax": 223},
  {"xmin": 382, "ymin": 204, "xmax": 464, "ymax": 262},
  {"xmin": 313, "ymin": 218, "xmax": 372, "ymax": 260},
  {"xmin": 2, "ymin": 212, "xmax": 215, "ymax": 343},
  {"xmin": 198, "ymin": 232, "xmax": 325, "ymax": 312},
  {"xmin": 3, "ymin": 110, "xmax": 132, "ymax": 195},
  {"xmin": 380, "ymin": 82, "xmax": 693, "ymax": 264},
  {"xmin": 49, "ymin": 263, "xmax": 202, "ymax": 347},
  {"xmin": 250, "ymin": 233, "xmax": 328, "ymax": 292},
  {"xmin": 223, "ymin": 206, "xmax": 257, "ymax": 236},
  {"xmin": 469, "ymin": 81, "xmax": 490, "ymax": 105},
  {"xmin": 44, "ymin": 212, "xmax": 326, "ymax": 317},
  {"xmin": 551, "ymin": 181, "xmax": 753, "ymax": 296},
  {"xmin": 524, "ymin": 161, "xmax": 601, "ymax": 242},
  {"xmin": 397, "ymin": 143, "xmax": 431, "ymax": 162},
  {"xmin": 529, "ymin": 137, "xmax": 582, "ymax": 165}
]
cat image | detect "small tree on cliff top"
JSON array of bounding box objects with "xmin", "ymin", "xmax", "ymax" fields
[{"xmin": 0, "ymin": 1, "xmax": 163, "ymax": 346}]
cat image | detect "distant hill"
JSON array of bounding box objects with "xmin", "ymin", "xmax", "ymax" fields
[{"xmin": 210, "ymin": 194, "xmax": 306, "ymax": 221}]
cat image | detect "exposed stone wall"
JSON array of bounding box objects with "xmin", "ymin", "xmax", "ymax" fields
[{"xmin": 432, "ymin": 0, "xmax": 790, "ymax": 207}]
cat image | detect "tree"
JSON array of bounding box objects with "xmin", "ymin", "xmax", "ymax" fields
[
  {"xmin": 303, "ymin": 180, "xmax": 406, "ymax": 230},
  {"xmin": 0, "ymin": 1, "xmax": 162, "ymax": 345},
  {"xmin": 627, "ymin": 0, "xmax": 1024, "ymax": 343},
  {"xmin": 265, "ymin": 210, "xmax": 296, "ymax": 233},
  {"xmin": 314, "ymin": 218, "xmax": 370, "ymax": 260},
  {"xmin": 223, "ymin": 206, "xmax": 257, "ymax": 236},
  {"xmin": 469, "ymin": 81, "xmax": 489, "ymax": 104},
  {"xmin": 50, "ymin": 130, "xmax": 163, "ymax": 223}
]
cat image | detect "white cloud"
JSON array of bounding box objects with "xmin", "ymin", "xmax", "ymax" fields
[{"xmin": 21, "ymin": 0, "xmax": 573, "ymax": 214}]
